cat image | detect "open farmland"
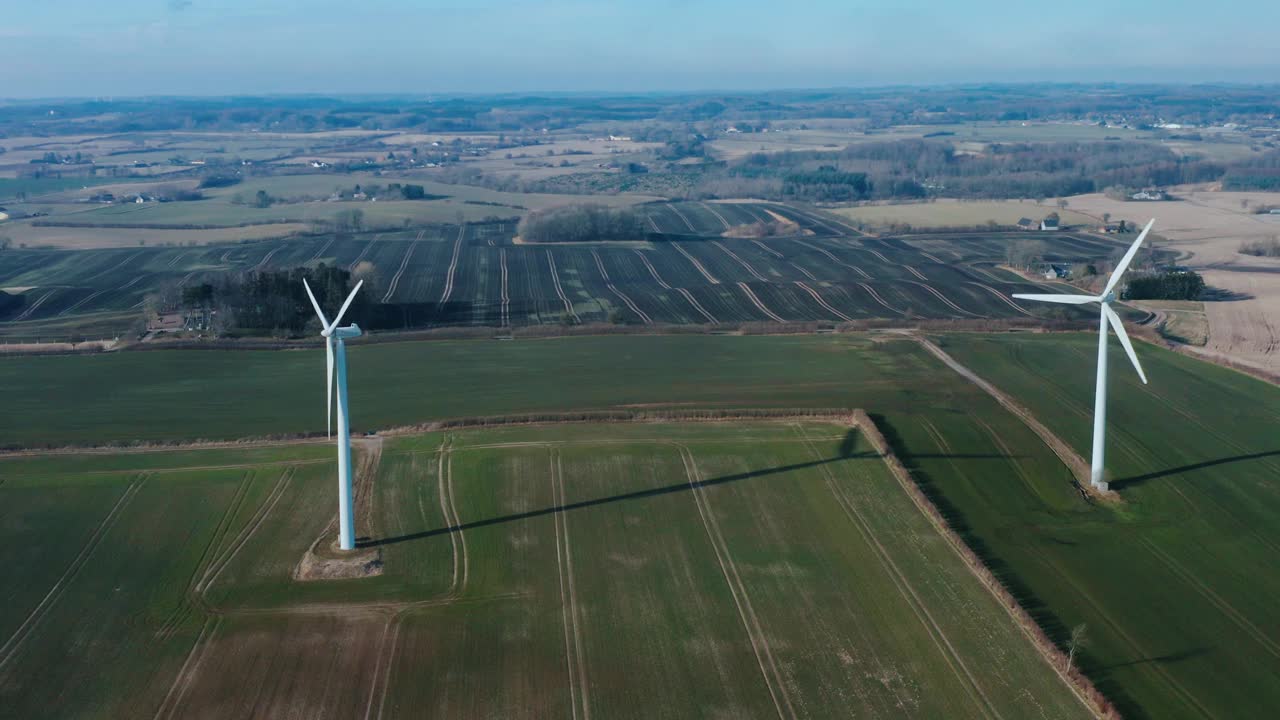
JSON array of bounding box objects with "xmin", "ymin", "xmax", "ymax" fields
[
  {"xmin": 906, "ymin": 333, "xmax": 1280, "ymax": 718},
  {"xmin": 832, "ymin": 200, "xmax": 1097, "ymax": 231},
  {"xmin": 2, "ymin": 330, "xmax": 1279, "ymax": 717},
  {"xmin": 0, "ymin": 420, "xmax": 1093, "ymax": 719},
  {"xmin": 0, "ymin": 202, "xmax": 1133, "ymax": 338}
]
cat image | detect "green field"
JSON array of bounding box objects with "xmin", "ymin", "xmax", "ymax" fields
[
  {"xmin": 908, "ymin": 333, "xmax": 1280, "ymax": 718},
  {"xmin": 0, "ymin": 334, "xmax": 954, "ymax": 447},
  {"xmin": 0, "ymin": 420, "xmax": 1092, "ymax": 719},
  {"xmin": 3, "ymin": 331, "xmax": 1279, "ymax": 718}
]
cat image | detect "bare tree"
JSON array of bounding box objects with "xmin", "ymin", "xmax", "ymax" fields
[
  {"xmin": 1057, "ymin": 198, "xmax": 1069, "ymax": 210},
  {"xmin": 1067, "ymin": 623, "xmax": 1088, "ymax": 672},
  {"xmin": 1102, "ymin": 212, "xmax": 1111, "ymax": 224}
]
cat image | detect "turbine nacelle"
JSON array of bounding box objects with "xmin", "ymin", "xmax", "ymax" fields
[{"xmin": 303, "ymin": 278, "xmax": 365, "ymax": 439}]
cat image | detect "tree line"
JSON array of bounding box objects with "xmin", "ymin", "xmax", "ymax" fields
[{"xmin": 518, "ymin": 204, "xmax": 646, "ymax": 243}]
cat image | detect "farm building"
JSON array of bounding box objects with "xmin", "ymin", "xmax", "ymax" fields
[
  {"xmin": 1017, "ymin": 217, "xmax": 1035, "ymax": 229},
  {"xmin": 1040, "ymin": 216, "xmax": 1060, "ymax": 231},
  {"xmin": 1131, "ymin": 189, "xmax": 1168, "ymax": 201}
]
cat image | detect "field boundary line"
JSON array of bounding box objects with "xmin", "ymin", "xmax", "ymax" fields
[
  {"xmin": 672, "ymin": 243, "xmax": 720, "ymax": 284},
  {"xmin": 0, "ymin": 475, "xmax": 146, "ymax": 670},
  {"xmin": 677, "ymin": 444, "xmax": 797, "ymax": 720},
  {"xmin": 736, "ymin": 282, "xmax": 786, "ymax": 323},
  {"xmin": 440, "ymin": 224, "xmax": 465, "ymax": 304},
  {"xmin": 853, "ymin": 410, "xmax": 1121, "ymax": 719},
  {"xmin": 794, "ymin": 426, "xmax": 1002, "ymax": 720},
  {"xmin": 712, "ymin": 241, "xmax": 768, "ymax": 281},
  {"xmin": 793, "ymin": 281, "xmax": 853, "ymax": 322},
  {"xmin": 911, "ymin": 335, "xmax": 1102, "ymax": 497}
]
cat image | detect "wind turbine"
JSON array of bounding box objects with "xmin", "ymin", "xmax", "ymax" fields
[
  {"xmin": 303, "ymin": 278, "xmax": 364, "ymax": 551},
  {"xmin": 1012, "ymin": 219, "xmax": 1154, "ymax": 492}
]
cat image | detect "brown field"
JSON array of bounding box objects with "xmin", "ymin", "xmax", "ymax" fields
[
  {"xmin": 832, "ymin": 199, "xmax": 1096, "ymax": 230},
  {"xmin": 1064, "ymin": 187, "xmax": 1280, "ymax": 374},
  {"xmin": 4, "ymin": 222, "xmax": 311, "ymax": 250}
]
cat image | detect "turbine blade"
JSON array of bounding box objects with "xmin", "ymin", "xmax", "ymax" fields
[
  {"xmin": 302, "ymin": 278, "xmax": 331, "ymax": 329},
  {"xmin": 1103, "ymin": 219, "xmax": 1155, "ymax": 297},
  {"xmin": 326, "ymin": 338, "xmax": 334, "ymax": 438},
  {"xmin": 1103, "ymin": 304, "xmax": 1148, "ymax": 384},
  {"xmin": 326, "ymin": 280, "xmax": 364, "ymax": 333},
  {"xmin": 1011, "ymin": 293, "xmax": 1100, "ymax": 305}
]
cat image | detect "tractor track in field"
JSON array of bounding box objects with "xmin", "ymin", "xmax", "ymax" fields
[
  {"xmin": 177, "ymin": 271, "xmax": 198, "ymax": 287},
  {"xmin": 667, "ymin": 203, "xmax": 698, "ymax": 233},
  {"xmin": 436, "ymin": 435, "xmax": 465, "ymax": 596},
  {"xmin": 676, "ymin": 288, "xmax": 719, "ymax": 324},
  {"xmin": 677, "ymin": 444, "xmax": 797, "ymax": 720},
  {"xmin": 153, "ymin": 615, "xmax": 222, "ymax": 720},
  {"xmin": 788, "ymin": 261, "xmax": 819, "ymax": 281},
  {"xmin": 366, "ymin": 612, "xmax": 406, "ymax": 720},
  {"xmin": 701, "ymin": 202, "xmax": 732, "ymax": 230},
  {"xmin": 308, "ymin": 237, "xmax": 336, "ymax": 263},
  {"xmin": 904, "ymin": 265, "xmax": 929, "ymax": 282},
  {"xmin": 13, "ymin": 289, "xmax": 56, "ymax": 321},
  {"xmin": 165, "ymin": 252, "xmax": 187, "ymax": 269},
  {"xmin": 856, "ymin": 282, "xmax": 908, "ymax": 317},
  {"xmin": 672, "ymin": 243, "xmax": 720, "ymax": 284},
  {"xmin": 64, "ymin": 273, "xmax": 147, "ymax": 315},
  {"xmin": 795, "ymin": 239, "xmax": 871, "ymax": 280},
  {"xmin": 712, "ymin": 241, "xmax": 768, "ymax": 281},
  {"xmin": 633, "ymin": 250, "xmax": 671, "ymax": 289},
  {"xmin": 736, "ymin": 282, "xmax": 786, "ymax": 322},
  {"xmin": 751, "ymin": 239, "xmax": 785, "ymax": 259},
  {"xmin": 907, "ymin": 281, "xmax": 985, "ymax": 318},
  {"xmin": 646, "ymin": 214, "xmax": 662, "ymax": 233},
  {"xmin": 252, "ymin": 246, "xmax": 282, "ymax": 271},
  {"xmin": 545, "ymin": 250, "xmax": 580, "ymax": 323},
  {"xmin": 195, "ymin": 467, "xmax": 296, "ymax": 596},
  {"xmin": 866, "ymin": 248, "xmax": 893, "ymax": 264},
  {"xmin": 381, "ymin": 241, "xmax": 418, "ymax": 303},
  {"xmin": 966, "ymin": 282, "xmax": 1036, "ymax": 317},
  {"xmin": 155, "ymin": 470, "xmax": 258, "ymax": 640},
  {"xmin": 793, "ymin": 281, "xmax": 853, "ymax": 321},
  {"xmin": 913, "ymin": 335, "xmax": 1095, "ymax": 491},
  {"xmin": 439, "ymin": 224, "xmax": 465, "ymax": 305},
  {"xmin": 551, "ymin": 448, "xmax": 592, "ymax": 720},
  {"xmin": 794, "ymin": 428, "xmax": 1003, "ymax": 720},
  {"xmin": 348, "ymin": 234, "xmax": 381, "ymax": 272},
  {"xmin": 1140, "ymin": 538, "xmax": 1280, "ymax": 660},
  {"xmin": 499, "ymin": 249, "xmax": 510, "ymax": 327},
  {"xmin": 0, "ymin": 476, "xmax": 146, "ymax": 671},
  {"xmin": 920, "ymin": 251, "xmax": 945, "ymax": 263},
  {"xmin": 593, "ymin": 250, "xmax": 651, "ymax": 324}
]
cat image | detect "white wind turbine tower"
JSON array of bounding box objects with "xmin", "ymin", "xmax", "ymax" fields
[
  {"xmin": 1012, "ymin": 219, "xmax": 1155, "ymax": 492},
  {"xmin": 303, "ymin": 278, "xmax": 365, "ymax": 551}
]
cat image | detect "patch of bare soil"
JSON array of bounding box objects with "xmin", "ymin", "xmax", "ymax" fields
[{"xmin": 294, "ymin": 541, "xmax": 384, "ymax": 582}]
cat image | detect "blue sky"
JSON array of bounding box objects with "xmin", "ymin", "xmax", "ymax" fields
[{"xmin": 3, "ymin": 1, "xmax": 1278, "ymax": 97}]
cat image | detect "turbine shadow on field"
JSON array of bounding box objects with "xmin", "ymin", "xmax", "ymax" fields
[
  {"xmin": 362, "ymin": 443, "xmax": 1016, "ymax": 549},
  {"xmin": 1110, "ymin": 450, "xmax": 1280, "ymax": 490},
  {"xmin": 1098, "ymin": 646, "xmax": 1212, "ymax": 671}
]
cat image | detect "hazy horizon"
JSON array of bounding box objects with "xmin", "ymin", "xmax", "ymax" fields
[{"xmin": 3, "ymin": 0, "xmax": 1279, "ymax": 98}]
